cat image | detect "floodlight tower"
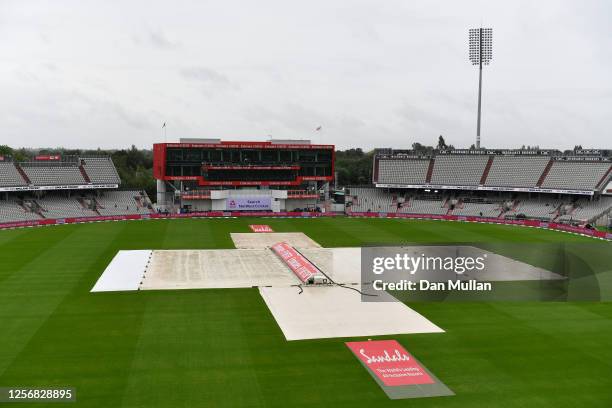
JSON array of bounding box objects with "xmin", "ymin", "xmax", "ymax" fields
[{"xmin": 469, "ymin": 27, "xmax": 492, "ymax": 149}]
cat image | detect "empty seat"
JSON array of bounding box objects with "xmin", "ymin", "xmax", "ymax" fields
[
  {"xmin": 80, "ymin": 157, "xmax": 121, "ymax": 184},
  {"xmin": 21, "ymin": 164, "xmax": 86, "ymax": 186},
  {"xmin": 485, "ymin": 156, "xmax": 550, "ymax": 187},
  {"xmin": 376, "ymin": 159, "xmax": 429, "ymax": 184},
  {"xmin": 95, "ymin": 190, "xmax": 152, "ymax": 215},
  {"xmin": 0, "ymin": 162, "xmax": 28, "ymax": 187},
  {"xmin": 0, "ymin": 200, "xmax": 41, "ymax": 222},
  {"xmin": 429, "ymin": 155, "xmax": 489, "ymax": 186},
  {"xmin": 541, "ymin": 161, "xmax": 611, "ymax": 191}
]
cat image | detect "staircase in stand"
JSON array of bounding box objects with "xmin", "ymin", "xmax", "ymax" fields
[
  {"xmin": 79, "ymin": 165, "xmax": 91, "ymax": 183},
  {"xmin": 425, "ymin": 158, "xmax": 435, "ymax": 183},
  {"xmin": 19, "ymin": 199, "xmax": 45, "ymax": 219},
  {"xmin": 32, "ymin": 200, "xmax": 46, "ymax": 218},
  {"xmin": 14, "ymin": 163, "xmax": 31, "ymax": 184},
  {"xmin": 551, "ymin": 203, "xmax": 564, "ymax": 222},
  {"xmin": 480, "ymin": 155, "xmax": 494, "ymax": 185},
  {"xmin": 372, "ymin": 157, "xmax": 380, "ymax": 184},
  {"xmin": 78, "ymin": 197, "xmax": 100, "ymax": 215},
  {"xmin": 595, "ymin": 165, "xmax": 612, "ymax": 190},
  {"xmin": 537, "ymin": 159, "xmax": 554, "ymax": 187},
  {"xmin": 93, "ymin": 197, "xmax": 105, "ymax": 210}
]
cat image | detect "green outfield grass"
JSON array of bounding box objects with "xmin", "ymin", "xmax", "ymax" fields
[{"xmin": 0, "ymin": 218, "xmax": 611, "ymax": 407}]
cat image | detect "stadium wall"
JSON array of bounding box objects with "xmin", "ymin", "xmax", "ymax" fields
[{"xmin": 0, "ymin": 211, "xmax": 609, "ymax": 240}]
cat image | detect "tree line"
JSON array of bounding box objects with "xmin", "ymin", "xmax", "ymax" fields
[
  {"xmin": 7, "ymin": 135, "xmax": 588, "ymax": 195},
  {"xmin": 0, "ymin": 138, "xmax": 447, "ymax": 194}
]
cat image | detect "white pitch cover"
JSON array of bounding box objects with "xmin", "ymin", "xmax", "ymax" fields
[{"xmin": 91, "ymin": 250, "xmax": 152, "ymax": 292}]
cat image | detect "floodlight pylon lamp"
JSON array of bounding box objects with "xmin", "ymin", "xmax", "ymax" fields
[{"xmin": 468, "ymin": 27, "xmax": 493, "ymax": 149}]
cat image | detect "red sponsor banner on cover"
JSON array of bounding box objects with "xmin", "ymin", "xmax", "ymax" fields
[
  {"xmin": 346, "ymin": 340, "xmax": 434, "ymax": 386},
  {"xmin": 270, "ymin": 242, "xmax": 319, "ymax": 282},
  {"xmin": 249, "ymin": 224, "xmax": 274, "ymax": 232}
]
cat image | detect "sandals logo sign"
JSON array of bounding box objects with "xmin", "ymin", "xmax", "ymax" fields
[
  {"xmin": 346, "ymin": 340, "xmax": 454, "ymax": 399},
  {"xmin": 346, "ymin": 340, "xmax": 433, "ymax": 386}
]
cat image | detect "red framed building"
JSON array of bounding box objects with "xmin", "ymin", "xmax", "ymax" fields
[{"xmin": 153, "ymin": 139, "xmax": 335, "ymax": 212}]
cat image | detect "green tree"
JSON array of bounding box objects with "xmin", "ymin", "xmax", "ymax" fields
[{"xmin": 0, "ymin": 145, "xmax": 14, "ymax": 156}]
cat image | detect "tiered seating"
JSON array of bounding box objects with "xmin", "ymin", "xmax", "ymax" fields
[
  {"xmin": 485, "ymin": 156, "xmax": 550, "ymax": 187},
  {"xmin": 20, "ymin": 164, "xmax": 86, "ymax": 186},
  {"xmin": 377, "ymin": 159, "xmax": 429, "ymax": 184},
  {"xmin": 375, "ymin": 155, "xmax": 612, "ymax": 192},
  {"xmin": 38, "ymin": 196, "xmax": 98, "ymax": 218},
  {"xmin": 429, "ymin": 155, "xmax": 489, "ymax": 186},
  {"xmin": 541, "ymin": 161, "xmax": 611, "ymax": 191},
  {"xmin": 453, "ymin": 202, "xmax": 501, "ymax": 217},
  {"xmin": 0, "ymin": 162, "xmax": 27, "ymax": 187},
  {"xmin": 348, "ymin": 187, "xmax": 395, "ymax": 212},
  {"xmin": 512, "ymin": 200, "xmax": 562, "ymax": 220},
  {"xmin": 559, "ymin": 197, "xmax": 612, "ymax": 223},
  {"xmin": 346, "ymin": 188, "xmax": 612, "ymax": 223},
  {"xmin": 0, "ymin": 157, "xmax": 121, "ymax": 189},
  {"xmin": 80, "ymin": 157, "xmax": 121, "ymax": 184},
  {"xmin": 404, "ymin": 199, "xmax": 448, "ymax": 215},
  {"xmin": 0, "ymin": 200, "xmax": 41, "ymax": 222},
  {"xmin": 0, "ymin": 191, "xmax": 153, "ymax": 223},
  {"xmin": 96, "ymin": 191, "xmax": 151, "ymax": 215}
]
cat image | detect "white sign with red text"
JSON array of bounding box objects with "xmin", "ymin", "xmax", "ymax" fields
[
  {"xmin": 249, "ymin": 224, "xmax": 274, "ymax": 233},
  {"xmin": 270, "ymin": 242, "xmax": 319, "ymax": 283}
]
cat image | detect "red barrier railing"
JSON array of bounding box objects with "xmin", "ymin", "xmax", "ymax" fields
[
  {"xmin": 0, "ymin": 211, "xmax": 609, "ymax": 240},
  {"xmin": 346, "ymin": 211, "xmax": 611, "ymax": 240}
]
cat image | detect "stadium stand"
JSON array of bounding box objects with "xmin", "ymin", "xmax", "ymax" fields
[
  {"xmin": 1, "ymin": 156, "xmax": 121, "ymax": 189},
  {"xmin": 0, "ymin": 200, "xmax": 42, "ymax": 222},
  {"xmin": 0, "ymin": 162, "xmax": 27, "ymax": 187},
  {"xmin": 375, "ymin": 152, "xmax": 612, "ymax": 193},
  {"xmin": 429, "ymin": 155, "xmax": 490, "ymax": 186},
  {"xmin": 80, "ymin": 157, "xmax": 121, "ymax": 184},
  {"xmin": 37, "ymin": 195, "xmax": 99, "ymax": 219},
  {"xmin": 453, "ymin": 201, "xmax": 501, "ymax": 217},
  {"xmin": 512, "ymin": 199, "xmax": 563, "ymax": 220},
  {"xmin": 377, "ymin": 158, "xmax": 430, "ymax": 184},
  {"xmin": 405, "ymin": 198, "xmax": 449, "ymax": 215},
  {"xmin": 95, "ymin": 191, "xmax": 151, "ymax": 216},
  {"xmin": 20, "ymin": 163, "xmax": 87, "ymax": 186},
  {"xmin": 558, "ymin": 196, "xmax": 612, "ymax": 223},
  {"xmin": 348, "ymin": 186, "xmax": 612, "ymax": 225},
  {"xmin": 484, "ymin": 156, "xmax": 550, "ymax": 188},
  {"xmin": 0, "ymin": 155, "xmax": 154, "ymax": 223},
  {"xmin": 540, "ymin": 160, "xmax": 611, "ymax": 191},
  {"xmin": 371, "ymin": 150, "xmax": 612, "ymax": 225},
  {"xmin": 348, "ymin": 187, "xmax": 396, "ymax": 212},
  {"xmin": 0, "ymin": 190, "xmax": 152, "ymax": 222}
]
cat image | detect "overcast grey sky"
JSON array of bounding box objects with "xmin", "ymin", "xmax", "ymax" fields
[{"xmin": 1, "ymin": 0, "xmax": 611, "ymax": 150}]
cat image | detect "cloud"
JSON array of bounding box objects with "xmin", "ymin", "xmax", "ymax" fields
[
  {"xmin": 148, "ymin": 28, "xmax": 179, "ymax": 50},
  {"xmin": 1, "ymin": 0, "xmax": 611, "ymax": 149},
  {"xmin": 180, "ymin": 67, "xmax": 230, "ymax": 86}
]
